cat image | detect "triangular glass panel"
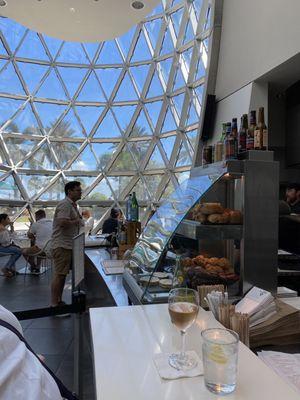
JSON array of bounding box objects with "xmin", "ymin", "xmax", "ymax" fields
[
  {"xmin": 16, "ymin": 31, "xmax": 49, "ymax": 60},
  {"xmin": 0, "ymin": 61, "xmax": 26, "ymax": 95},
  {"xmin": 157, "ymin": 57, "xmax": 173, "ymax": 86},
  {"xmin": 17, "ymin": 62, "xmax": 49, "ymax": 94},
  {"xmin": 6, "ymin": 103, "xmax": 41, "ymax": 135},
  {"xmin": 95, "ymin": 68, "xmax": 122, "ymax": 98},
  {"xmin": 0, "ymin": 98, "xmax": 24, "ymax": 129},
  {"xmin": 82, "ymin": 43, "xmax": 99, "ymax": 63},
  {"xmin": 160, "ymin": 135, "xmax": 176, "ymax": 160},
  {"xmin": 66, "ymin": 175, "xmax": 95, "ymax": 192},
  {"xmin": 51, "ymin": 109, "xmax": 85, "ymax": 138},
  {"xmin": 112, "ymin": 105, "xmax": 136, "ymax": 133},
  {"xmin": 175, "ymin": 171, "xmax": 190, "ymax": 185},
  {"xmin": 107, "ymin": 176, "xmax": 133, "ymax": 198},
  {"xmin": 146, "ymin": 71, "xmax": 164, "ymax": 98},
  {"xmin": 57, "ymin": 66, "xmax": 88, "ymax": 98},
  {"xmin": 204, "ymin": 5, "xmax": 212, "ymax": 30},
  {"xmin": 117, "ymin": 26, "xmax": 136, "ymax": 59},
  {"xmin": 57, "ymin": 42, "xmax": 90, "ymax": 64},
  {"xmin": 144, "ymin": 19, "xmax": 162, "ymax": 50},
  {"xmin": 186, "ymin": 100, "xmax": 199, "ymax": 126},
  {"xmin": 51, "ymin": 141, "xmax": 82, "ymax": 168},
  {"xmin": 176, "ymin": 141, "xmax": 192, "ymax": 167},
  {"xmin": 130, "ymin": 109, "xmax": 152, "ymax": 137},
  {"xmin": 34, "ymin": 102, "xmax": 66, "ymax": 132},
  {"xmin": 0, "ymin": 39, "xmax": 8, "ymax": 55},
  {"xmin": 0, "ymin": 18, "xmax": 27, "ymax": 53},
  {"xmin": 143, "ymin": 174, "xmax": 164, "ymax": 200},
  {"xmin": 160, "ymin": 178, "xmax": 175, "ymax": 201},
  {"xmin": 130, "ymin": 64, "xmax": 151, "ymax": 94},
  {"xmin": 145, "ymin": 100, "xmax": 163, "ymax": 130},
  {"xmin": 35, "ymin": 69, "xmax": 67, "ymax": 100},
  {"xmin": 171, "ymin": 0, "xmax": 183, "ymax": 6},
  {"xmin": 92, "ymin": 142, "xmax": 119, "ymax": 170},
  {"xmin": 160, "ymin": 27, "xmax": 175, "ymax": 56},
  {"xmin": 186, "ymin": 129, "xmax": 198, "ymax": 154},
  {"xmin": 85, "ymin": 178, "xmax": 114, "ymax": 201},
  {"xmin": 172, "ymin": 92, "xmax": 185, "ymax": 118},
  {"xmin": 0, "ymin": 174, "xmax": 22, "ymax": 200},
  {"xmin": 183, "ymin": 18, "xmax": 195, "ymax": 45},
  {"xmin": 131, "ymin": 30, "xmax": 152, "ymax": 62},
  {"xmin": 76, "ymin": 71, "xmax": 105, "ymax": 102},
  {"xmin": 196, "ymin": 43, "xmax": 207, "ymax": 80},
  {"xmin": 193, "ymin": 0, "xmax": 204, "ymax": 22},
  {"xmin": 96, "ymin": 41, "xmax": 123, "ymax": 64},
  {"xmin": 19, "ymin": 173, "xmax": 53, "ymax": 199},
  {"xmin": 114, "ymin": 72, "xmax": 138, "ymax": 101},
  {"xmin": 148, "ymin": 3, "xmax": 164, "ymax": 17},
  {"xmin": 161, "ymin": 106, "xmax": 177, "ymax": 132},
  {"xmin": 42, "ymin": 34, "xmax": 63, "ymax": 60},
  {"xmin": 194, "ymin": 84, "xmax": 204, "ymax": 105},
  {"xmin": 111, "ymin": 147, "xmax": 136, "ymax": 172},
  {"xmin": 170, "ymin": 7, "xmax": 184, "ymax": 37},
  {"xmin": 75, "ymin": 105, "xmax": 104, "ymax": 135},
  {"xmin": 130, "ymin": 178, "xmax": 150, "ymax": 201},
  {"xmin": 38, "ymin": 176, "xmax": 66, "ymax": 201},
  {"xmin": 5, "ymin": 137, "xmax": 39, "ymax": 165},
  {"xmin": 22, "ymin": 142, "xmax": 57, "ymax": 170},
  {"xmin": 128, "ymin": 140, "xmax": 151, "ymax": 166},
  {"xmin": 172, "ymin": 65, "xmax": 186, "ymax": 91},
  {"xmin": 182, "ymin": 46, "xmax": 194, "ymax": 73},
  {"xmin": 70, "ymin": 144, "xmax": 99, "ymax": 171},
  {"xmin": 93, "ymin": 109, "xmax": 121, "ymax": 138},
  {"xmin": 146, "ymin": 145, "xmax": 165, "ymax": 169}
]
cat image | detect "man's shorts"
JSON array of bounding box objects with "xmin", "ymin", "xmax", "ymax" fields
[{"xmin": 52, "ymin": 247, "xmax": 72, "ymax": 276}]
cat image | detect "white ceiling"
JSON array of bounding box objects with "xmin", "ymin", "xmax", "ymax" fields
[{"xmin": 0, "ymin": 0, "xmax": 161, "ymax": 42}]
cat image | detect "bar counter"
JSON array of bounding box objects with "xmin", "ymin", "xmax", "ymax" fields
[{"xmin": 90, "ymin": 304, "xmax": 299, "ymax": 400}]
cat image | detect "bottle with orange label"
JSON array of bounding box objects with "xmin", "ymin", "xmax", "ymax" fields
[{"xmin": 254, "ymin": 107, "xmax": 268, "ymax": 150}]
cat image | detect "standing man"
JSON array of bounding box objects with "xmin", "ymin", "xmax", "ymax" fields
[
  {"xmin": 51, "ymin": 181, "xmax": 84, "ymax": 307},
  {"xmin": 286, "ymin": 183, "xmax": 300, "ymax": 214}
]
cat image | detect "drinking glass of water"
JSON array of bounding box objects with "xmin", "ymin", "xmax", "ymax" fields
[
  {"xmin": 201, "ymin": 328, "xmax": 239, "ymax": 395},
  {"xmin": 168, "ymin": 287, "xmax": 199, "ymax": 371}
]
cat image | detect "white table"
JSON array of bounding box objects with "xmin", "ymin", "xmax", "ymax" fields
[{"xmin": 90, "ymin": 304, "xmax": 299, "ymax": 400}]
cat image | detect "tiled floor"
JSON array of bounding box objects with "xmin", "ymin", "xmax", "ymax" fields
[{"xmin": 0, "ymin": 255, "xmax": 95, "ymax": 400}]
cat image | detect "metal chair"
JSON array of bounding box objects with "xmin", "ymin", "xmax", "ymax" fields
[{"xmin": 23, "ymin": 239, "xmax": 53, "ymax": 281}]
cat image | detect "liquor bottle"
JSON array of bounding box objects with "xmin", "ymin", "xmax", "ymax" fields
[
  {"xmin": 254, "ymin": 107, "xmax": 267, "ymax": 150},
  {"xmin": 231, "ymin": 118, "xmax": 238, "ymax": 158},
  {"xmin": 224, "ymin": 122, "xmax": 235, "ymax": 160},
  {"xmin": 130, "ymin": 192, "xmax": 139, "ymax": 222},
  {"xmin": 246, "ymin": 110, "xmax": 256, "ymax": 151},
  {"xmin": 172, "ymin": 255, "xmax": 185, "ymax": 288},
  {"xmin": 220, "ymin": 123, "xmax": 227, "ymax": 142},
  {"xmin": 126, "ymin": 194, "xmax": 132, "ymax": 221},
  {"xmin": 238, "ymin": 114, "xmax": 248, "ymax": 154}
]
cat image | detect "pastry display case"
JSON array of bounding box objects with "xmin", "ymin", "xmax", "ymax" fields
[{"xmin": 123, "ymin": 151, "xmax": 279, "ymax": 305}]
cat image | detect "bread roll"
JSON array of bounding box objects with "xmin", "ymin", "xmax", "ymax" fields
[
  {"xmin": 194, "ymin": 213, "xmax": 207, "ymax": 223},
  {"xmin": 207, "ymin": 213, "xmax": 230, "ymax": 224},
  {"xmin": 199, "ymin": 202, "xmax": 224, "ymax": 215},
  {"xmin": 229, "ymin": 210, "xmax": 243, "ymax": 224}
]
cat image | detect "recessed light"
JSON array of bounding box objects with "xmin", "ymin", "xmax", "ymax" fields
[
  {"xmin": 131, "ymin": 1, "xmax": 145, "ymax": 10},
  {"xmin": 0, "ymin": 0, "xmax": 7, "ymax": 7}
]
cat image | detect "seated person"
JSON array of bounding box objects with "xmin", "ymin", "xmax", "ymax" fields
[
  {"xmin": 23, "ymin": 210, "xmax": 53, "ymax": 273},
  {"xmin": 102, "ymin": 208, "xmax": 120, "ymax": 235},
  {"xmin": 0, "ymin": 303, "xmax": 76, "ymax": 399},
  {"xmin": 0, "ymin": 213, "xmax": 22, "ymax": 278},
  {"xmin": 81, "ymin": 210, "xmax": 94, "ymax": 237},
  {"xmin": 285, "ymin": 183, "xmax": 300, "ymax": 214}
]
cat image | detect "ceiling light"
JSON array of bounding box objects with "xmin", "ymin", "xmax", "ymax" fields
[
  {"xmin": 131, "ymin": 1, "xmax": 145, "ymax": 10},
  {"xmin": 0, "ymin": 0, "xmax": 7, "ymax": 7}
]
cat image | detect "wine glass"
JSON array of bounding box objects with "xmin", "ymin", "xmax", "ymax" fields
[{"xmin": 168, "ymin": 287, "xmax": 199, "ymax": 371}]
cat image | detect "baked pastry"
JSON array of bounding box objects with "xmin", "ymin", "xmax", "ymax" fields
[
  {"xmin": 159, "ymin": 279, "xmax": 173, "ymax": 289},
  {"xmin": 207, "ymin": 213, "xmax": 230, "ymax": 224},
  {"xmin": 139, "ymin": 276, "xmax": 159, "ymax": 286},
  {"xmin": 153, "ymin": 272, "xmax": 169, "ymax": 279},
  {"xmin": 199, "ymin": 203, "xmax": 224, "ymax": 215},
  {"xmin": 194, "ymin": 213, "xmax": 207, "ymax": 223},
  {"xmin": 228, "ymin": 210, "xmax": 243, "ymax": 224}
]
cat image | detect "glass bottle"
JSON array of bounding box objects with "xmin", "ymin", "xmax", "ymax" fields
[
  {"xmin": 254, "ymin": 107, "xmax": 267, "ymax": 150},
  {"xmin": 238, "ymin": 114, "xmax": 248, "ymax": 154},
  {"xmin": 246, "ymin": 110, "xmax": 256, "ymax": 151},
  {"xmin": 231, "ymin": 118, "xmax": 238, "ymax": 158},
  {"xmin": 126, "ymin": 194, "xmax": 132, "ymax": 221},
  {"xmin": 131, "ymin": 192, "xmax": 139, "ymax": 222},
  {"xmin": 172, "ymin": 255, "xmax": 185, "ymax": 288},
  {"xmin": 224, "ymin": 122, "xmax": 235, "ymax": 160}
]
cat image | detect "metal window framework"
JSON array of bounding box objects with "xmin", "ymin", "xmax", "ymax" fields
[{"xmin": 0, "ymin": 0, "xmax": 215, "ymax": 229}]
